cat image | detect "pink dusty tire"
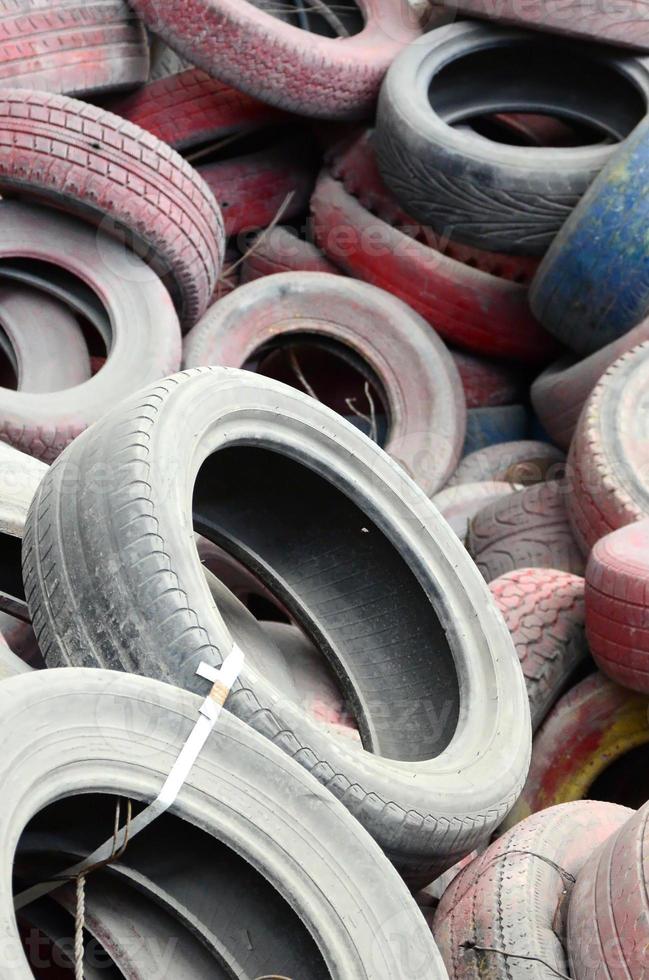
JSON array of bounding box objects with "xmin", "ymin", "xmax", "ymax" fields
[
  {"xmin": 183, "ymin": 271, "xmax": 467, "ymax": 495},
  {"xmin": 491, "ymin": 567, "xmax": 588, "ymax": 730},
  {"xmin": 240, "ymin": 227, "xmax": 340, "ymax": 283},
  {"xmin": 198, "ymin": 143, "xmax": 315, "ymax": 239},
  {"xmin": 451, "ymin": 349, "xmax": 524, "ymax": 408},
  {"xmin": 0, "ymin": 88, "xmax": 224, "ymax": 328},
  {"xmin": 433, "ymin": 801, "xmax": 632, "ymax": 980},
  {"xmin": 567, "ymin": 803, "xmax": 649, "ymax": 980},
  {"xmin": 449, "ymin": 440, "xmax": 565, "ymax": 486},
  {"xmin": 466, "ymin": 481, "xmax": 585, "ymax": 582},
  {"xmin": 109, "ymin": 67, "xmax": 283, "ymax": 151},
  {"xmin": 531, "ymin": 317, "xmax": 649, "ymax": 451},
  {"xmin": 505, "ymin": 672, "xmax": 649, "ymax": 828},
  {"xmin": 128, "ymin": 0, "xmax": 423, "ymax": 120},
  {"xmin": 568, "ymin": 341, "xmax": 649, "ymax": 556},
  {"xmin": 586, "ymin": 520, "xmax": 649, "ymax": 694},
  {"xmin": 311, "ymin": 137, "xmax": 555, "ymax": 361},
  {"xmin": 0, "ymin": 0, "xmax": 148, "ymax": 97},
  {"xmin": 432, "ymin": 481, "xmax": 519, "ymax": 541}
]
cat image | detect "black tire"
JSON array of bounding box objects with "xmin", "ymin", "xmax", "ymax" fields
[
  {"xmin": 375, "ymin": 22, "xmax": 649, "ymax": 255},
  {"xmin": 3, "ymin": 667, "xmax": 446, "ymax": 978},
  {"xmin": 23, "ymin": 368, "xmax": 531, "ymax": 879}
]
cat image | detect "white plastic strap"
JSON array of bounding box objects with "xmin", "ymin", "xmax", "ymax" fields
[{"xmin": 14, "ymin": 646, "xmax": 244, "ymax": 912}]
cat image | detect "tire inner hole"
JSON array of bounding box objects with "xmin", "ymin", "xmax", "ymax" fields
[{"xmin": 586, "ymin": 741, "xmax": 649, "ymax": 809}]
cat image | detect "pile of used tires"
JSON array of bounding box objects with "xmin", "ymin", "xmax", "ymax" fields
[{"xmin": 0, "ymin": 0, "xmax": 648, "ymax": 976}]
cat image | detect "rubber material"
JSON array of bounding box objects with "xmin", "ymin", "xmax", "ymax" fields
[
  {"xmin": 0, "ymin": 201, "xmax": 181, "ymax": 461},
  {"xmin": 128, "ymin": 0, "xmax": 423, "ymax": 120},
  {"xmin": 0, "ymin": 0, "xmax": 149, "ymax": 97},
  {"xmin": 531, "ymin": 116, "xmax": 649, "ymax": 354},
  {"xmin": 311, "ymin": 170, "xmax": 554, "ymax": 362},
  {"xmin": 433, "ymin": 801, "xmax": 632, "ymax": 980},
  {"xmin": 505, "ymin": 672, "xmax": 649, "ymax": 827},
  {"xmin": 586, "ymin": 521, "xmax": 649, "ymax": 694},
  {"xmin": 567, "ymin": 341, "xmax": 649, "ymax": 555},
  {"xmin": 567, "ymin": 802, "xmax": 649, "ymax": 980},
  {"xmin": 198, "ymin": 143, "xmax": 315, "ymax": 239},
  {"xmin": 240, "ymin": 226, "xmax": 340, "ymax": 282},
  {"xmin": 449, "ymin": 440, "xmax": 565, "ymax": 487},
  {"xmin": 490, "ymin": 568, "xmax": 588, "ymax": 730},
  {"xmin": 467, "ymin": 481, "xmax": 585, "ymax": 582},
  {"xmin": 24, "ymin": 367, "xmax": 531, "ymax": 878},
  {"xmin": 440, "ymin": 0, "xmax": 649, "ymax": 50},
  {"xmin": 109, "ymin": 67, "xmax": 282, "ymax": 151},
  {"xmin": 183, "ymin": 272, "xmax": 467, "ymax": 495},
  {"xmin": 462, "ymin": 405, "xmax": 528, "ymax": 456},
  {"xmin": 0, "ymin": 668, "xmax": 446, "ymax": 978},
  {"xmin": 0, "ymin": 284, "xmax": 90, "ymax": 393},
  {"xmin": 451, "ymin": 350, "xmax": 524, "ymax": 409},
  {"xmin": 432, "ymin": 481, "xmax": 519, "ymax": 541},
  {"xmin": 375, "ymin": 23, "xmax": 649, "ymax": 254},
  {"xmin": 531, "ymin": 318, "xmax": 649, "ymax": 451},
  {"xmin": 0, "ymin": 88, "xmax": 224, "ymax": 328}
]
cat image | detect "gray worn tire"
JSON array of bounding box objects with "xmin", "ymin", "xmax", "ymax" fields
[{"xmin": 23, "ymin": 368, "xmax": 530, "ymax": 879}]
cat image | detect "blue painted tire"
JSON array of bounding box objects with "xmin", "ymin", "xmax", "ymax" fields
[
  {"xmin": 462, "ymin": 405, "xmax": 529, "ymax": 456},
  {"xmin": 531, "ymin": 116, "xmax": 649, "ymax": 355}
]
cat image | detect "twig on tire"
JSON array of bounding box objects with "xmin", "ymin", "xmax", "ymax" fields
[
  {"xmin": 221, "ymin": 191, "xmax": 295, "ymax": 279},
  {"xmin": 462, "ymin": 941, "xmax": 571, "ymax": 980},
  {"xmin": 345, "ymin": 382, "xmax": 378, "ymax": 441},
  {"xmin": 289, "ymin": 349, "xmax": 319, "ymax": 400}
]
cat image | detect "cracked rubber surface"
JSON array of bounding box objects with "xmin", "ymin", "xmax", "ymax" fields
[
  {"xmin": 433, "ymin": 801, "xmax": 632, "ymax": 980},
  {"xmin": 23, "ymin": 367, "xmax": 530, "ymax": 879},
  {"xmin": 183, "ymin": 272, "xmax": 466, "ymax": 495},
  {"xmin": 0, "ymin": 88, "xmax": 224, "ymax": 328},
  {"xmin": 586, "ymin": 520, "xmax": 649, "ymax": 694},
  {"xmin": 491, "ymin": 568, "xmax": 588, "ymax": 730},
  {"xmin": 376, "ymin": 23, "xmax": 649, "ymax": 254},
  {"xmin": 128, "ymin": 0, "xmax": 422, "ymax": 119},
  {"xmin": 0, "ymin": 0, "xmax": 148, "ymax": 97},
  {"xmin": 466, "ymin": 480, "xmax": 585, "ymax": 582},
  {"xmin": 567, "ymin": 341, "xmax": 649, "ymax": 555}
]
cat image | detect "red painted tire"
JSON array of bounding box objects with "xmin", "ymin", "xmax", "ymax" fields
[
  {"xmin": 108, "ymin": 67, "xmax": 283, "ymax": 152},
  {"xmin": 240, "ymin": 227, "xmax": 340, "ymax": 283},
  {"xmin": 491, "ymin": 568, "xmax": 588, "ymax": 730},
  {"xmin": 449, "ymin": 440, "xmax": 565, "ymax": 486},
  {"xmin": 505, "ymin": 673, "xmax": 649, "ymax": 827},
  {"xmin": 532, "ymin": 317, "xmax": 649, "ymax": 451},
  {"xmin": 128, "ymin": 0, "xmax": 422, "ymax": 120},
  {"xmin": 568, "ymin": 802, "xmax": 649, "ymax": 980},
  {"xmin": 0, "ymin": 88, "xmax": 224, "ymax": 328},
  {"xmin": 440, "ymin": 0, "xmax": 649, "ymax": 51},
  {"xmin": 568, "ymin": 342, "xmax": 649, "ymax": 556},
  {"xmin": 310, "ymin": 172, "xmax": 555, "ymax": 362},
  {"xmin": 0, "ymin": 0, "xmax": 148, "ymax": 97},
  {"xmin": 466, "ymin": 481, "xmax": 585, "ymax": 582},
  {"xmin": 198, "ymin": 143, "xmax": 316, "ymax": 239},
  {"xmin": 586, "ymin": 521, "xmax": 649, "ymax": 694},
  {"xmin": 432, "ymin": 481, "xmax": 519, "ymax": 540},
  {"xmin": 183, "ymin": 271, "xmax": 466, "ymax": 495},
  {"xmin": 433, "ymin": 801, "xmax": 632, "ymax": 980},
  {"xmin": 451, "ymin": 349, "xmax": 524, "ymax": 409}
]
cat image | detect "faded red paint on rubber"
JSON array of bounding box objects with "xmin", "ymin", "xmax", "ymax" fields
[
  {"xmin": 505, "ymin": 672, "xmax": 649, "ymax": 827},
  {"xmin": 451, "ymin": 349, "xmax": 523, "ymax": 408},
  {"xmin": 0, "ymin": 0, "xmax": 148, "ymax": 97},
  {"xmin": 568, "ymin": 801, "xmax": 649, "ymax": 980},
  {"xmin": 434, "ymin": 801, "xmax": 632, "ymax": 980},
  {"xmin": 442, "ymin": 0, "xmax": 649, "ymax": 51},
  {"xmin": 568, "ymin": 341, "xmax": 649, "ymax": 555},
  {"xmin": 241, "ymin": 227, "xmax": 340, "ymax": 283},
  {"xmin": 586, "ymin": 521, "xmax": 649, "ymax": 694},
  {"xmin": 198, "ymin": 143, "xmax": 315, "ymax": 238},
  {"xmin": 128, "ymin": 0, "xmax": 423, "ymax": 119},
  {"xmin": 432, "ymin": 481, "xmax": 518, "ymax": 540},
  {"xmin": 0, "ymin": 88, "xmax": 224, "ymax": 328},
  {"xmin": 491, "ymin": 567, "xmax": 588, "ymax": 730},
  {"xmin": 311, "ymin": 167, "xmax": 555, "ymax": 361},
  {"xmin": 109, "ymin": 67, "xmax": 284, "ymax": 151},
  {"xmin": 449, "ymin": 440, "xmax": 565, "ymax": 486},
  {"xmin": 466, "ymin": 481, "xmax": 585, "ymax": 582}
]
